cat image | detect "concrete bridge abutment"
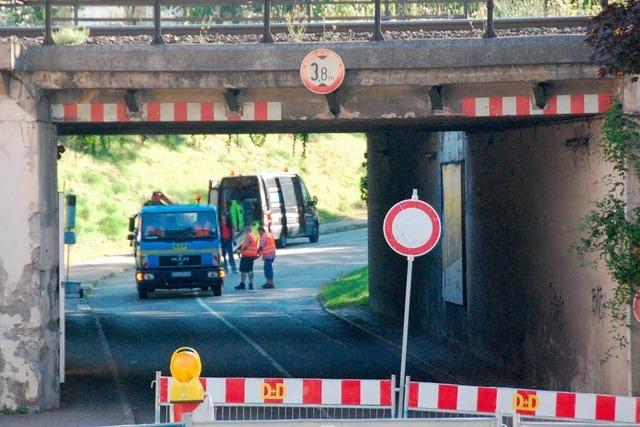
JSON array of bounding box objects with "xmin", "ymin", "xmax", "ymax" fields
[
  {"xmin": 0, "ymin": 78, "xmax": 59, "ymax": 411},
  {"xmin": 622, "ymin": 77, "xmax": 640, "ymax": 396},
  {"xmin": 367, "ymin": 120, "xmax": 634, "ymax": 394}
]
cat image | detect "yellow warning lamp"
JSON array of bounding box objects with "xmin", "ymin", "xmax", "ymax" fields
[
  {"xmin": 283, "ymin": 167, "xmax": 289, "ymax": 172},
  {"xmin": 169, "ymin": 347, "xmax": 204, "ymax": 403},
  {"xmin": 194, "ymin": 193, "xmax": 202, "ymax": 205},
  {"xmin": 230, "ymin": 170, "xmax": 236, "ymax": 176}
]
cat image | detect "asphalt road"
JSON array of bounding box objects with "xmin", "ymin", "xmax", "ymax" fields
[{"xmin": 76, "ymin": 228, "xmax": 438, "ymax": 423}]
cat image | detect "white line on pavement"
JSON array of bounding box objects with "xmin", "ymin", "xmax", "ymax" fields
[
  {"xmin": 93, "ymin": 312, "xmax": 135, "ymax": 422},
  {"xmin": 196, "ymin": 297, "xmax": 292, "ymax": 378}
]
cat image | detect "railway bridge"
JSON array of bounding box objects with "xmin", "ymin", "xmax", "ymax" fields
[{"xmin": 1, "ymin": 32, "xmax": 639, "ymax": 411}]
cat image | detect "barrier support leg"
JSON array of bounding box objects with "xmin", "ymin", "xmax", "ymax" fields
[
  {"xmin": 390, "ymin": 375, "xmax": 396, "ymax": 419},
  {"xmin": 154, "ymin": 371, "xmax": 161, "ymax": 424},
  {"xmin": 402, "ymin": 375, "xmax": 410, "ymax": 418}
]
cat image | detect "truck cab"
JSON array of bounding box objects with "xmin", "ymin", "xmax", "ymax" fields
[{"xmin": 128, "ymin": 204, "xmax": 225, "ymax": 299}]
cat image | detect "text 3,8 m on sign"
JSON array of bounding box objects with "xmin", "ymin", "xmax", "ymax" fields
[{"xmin": 300, "ymin": 49, "xmax": 345, "ymax": 95}]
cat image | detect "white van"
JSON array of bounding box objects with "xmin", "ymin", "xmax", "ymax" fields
[{"xmin": 208, "ymin": 173, "xmax": 319, "ymax": 248}]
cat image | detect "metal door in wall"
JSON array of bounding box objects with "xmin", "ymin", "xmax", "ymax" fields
[{"xmin": 441, "ymin": 162, "xmax": 466, "ymax": 306}]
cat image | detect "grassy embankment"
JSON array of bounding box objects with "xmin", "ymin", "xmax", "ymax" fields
[
  {"xmin": 318, "ymin": 267, "xmax": 369, "ymax": 309},
  {"xmin": 57, "ymin": 133, "xmax": 366, "ymax": 261}
]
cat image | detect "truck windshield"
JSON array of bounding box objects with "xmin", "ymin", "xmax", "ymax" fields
[{"xmin": 141, "ymin": 211, "xmax": 218, "ymax": 241}]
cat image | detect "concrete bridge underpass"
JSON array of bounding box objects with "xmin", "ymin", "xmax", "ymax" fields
[{"xmin": 1, "ymin": 35, "xmax": 639, "ymax": 411}]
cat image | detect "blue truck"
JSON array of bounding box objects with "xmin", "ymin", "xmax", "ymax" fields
[{"xmin": 128, "ymin": 195, "xmax": 225, "ymax": 299}]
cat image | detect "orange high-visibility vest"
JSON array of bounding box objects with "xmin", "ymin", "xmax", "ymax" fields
[
  {"xmin": 260, "ymin": 232, "xmax": 276, "ymax": 257},
  {"xmin": 241, "ymin": 233, "xmax": 259, "ymax": 257}
]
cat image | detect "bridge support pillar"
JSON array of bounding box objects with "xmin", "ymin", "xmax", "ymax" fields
[
  {"xmin": 0, "ymin": 94, "xmax": 59, "ymax": 411},
  {"xmin": 622, "ymin": 77, "xmax": 640, "ymax": 396},
  {"xmin": 366, "ymin": 131, "xmax": 435, "ymax": 317}
]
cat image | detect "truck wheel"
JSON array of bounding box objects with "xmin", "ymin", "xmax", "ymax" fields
[
  {"xmin": 200, "ymin": 286, "xmax": 208, "ymax": 292},
  {"xmin": 309, "ymin": 222, "xmax": 319, "ymax": 243},
  {"xmin": 212, "ymin": 282, "xmax": 222, "ymax": 297},
  {"xmin": 276, "ymin": 228, "xmax": 287, "ymax": 248},
  {"xmin": 137, "ymin": 285, "xmax": 148, "ymax": 300}
]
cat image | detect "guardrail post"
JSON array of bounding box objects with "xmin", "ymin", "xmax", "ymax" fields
[
  {"xmin": 262, "ymin": 0, "xmax": 274, "ymax": 43},
  {"xmin": 372, "ymin": 0, "xmax": 384, "ymax": 41},
  {"xmin": 153, "ymin": 0, "xmax": 164, "ymax": 44},
  {"xmin": 483, "ymin": 0, "xmax": 496, "ymax": 38},
  {"xmin": 44, "ymin": 0, "xmax": 54, "ymax": 45}
]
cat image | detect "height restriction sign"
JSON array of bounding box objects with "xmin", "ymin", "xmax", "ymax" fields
[{"xmin": 300, "ymin": 49, "xmax": 345, "ymax": 95}]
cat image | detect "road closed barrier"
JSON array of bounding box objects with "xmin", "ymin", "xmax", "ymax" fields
[
  {"xmin": 406, "ymin": 381, "xmax": 640, "ymax": 425},
  {"xmin": 154, "ymin": 373, "xmax": 396, "ymax": 423}
]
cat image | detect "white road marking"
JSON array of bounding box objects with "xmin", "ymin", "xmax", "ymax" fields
[
  {"xmin": 93, "ymin": 312, "xmax": 135, "ymax": 422},
  {"xmin": 196, "ymin": 297, "xmax": 292, "ymax": 378}
]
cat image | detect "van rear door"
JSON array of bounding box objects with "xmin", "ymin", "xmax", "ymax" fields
[
  {"xmin": 264, "ymin": 176, "xmax": 284, "ymax": 239},
  {"xmin": 293, "ymin": 175, "xmax": 316, "ymax": 235},
  {"xmin": 276, "ymin": 175, "xmax": 300, "ymax": 236},
  {"xmin": 208, "ymin": 179, "xmax": 219, "ymax": 207}
]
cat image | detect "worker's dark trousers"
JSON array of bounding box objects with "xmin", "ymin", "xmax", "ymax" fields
[
  {"xmin": 263, "ymin": 258, "xmax": 275, "ymax": 280},
  {"xmin": 221, "ymin": 239, "xmax": 237, "ymax": 272}
]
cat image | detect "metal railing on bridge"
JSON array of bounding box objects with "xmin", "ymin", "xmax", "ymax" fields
[{"xmin": 0, "ymin": 0, "xmax": 592, "ymax": 45}]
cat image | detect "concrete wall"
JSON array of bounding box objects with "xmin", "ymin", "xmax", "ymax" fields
[
  {"xmin": 367, "ymin": 131, "xmax": 437, "ymax": 316},
  {"xmin": 622, "ymin": 77, "xmax": 640, "ymax": 396},
  {"xmin": 0, "ymin": 94, "xmax": 59, "ymax": 410},
  {"xmin": 368, "ymin": 120, "xmax": 631, "ymax": 394}
]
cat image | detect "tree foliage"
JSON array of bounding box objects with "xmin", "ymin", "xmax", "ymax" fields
[{"xmin": 585, "ymin": 1, "xmax": 640, "ymax": 80}]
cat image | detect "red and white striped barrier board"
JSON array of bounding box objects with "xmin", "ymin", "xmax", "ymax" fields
[
  {"xmin": 50, "ymin": 101, "xmax": 282, "ymax": 122},
  {"xmin": 408, "ymin": 381, "xmax": 640, "ymax": 424},
  {"xmin": 461, "ymin": 94, "xmax": 613, "ymax": 118},
  {"xmin": 158, "ymin": 376, "xmax": 392, "ymax": 407}
]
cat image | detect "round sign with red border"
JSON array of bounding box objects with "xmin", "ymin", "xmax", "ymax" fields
[
  {"xmin": 300, "ymin": 49, "xmax": 345, "ymax": 95},
  {"xmin": 634, "ymin": 293, "xmax": 640, "ymax": 322},
  {"xmin": 383, "ymin": 199, "xmax": 441, "ymax": 257}
]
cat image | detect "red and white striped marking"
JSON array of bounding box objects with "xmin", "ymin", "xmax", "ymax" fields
[
  {"xmin": 461, "ymin": 94, "xmax": 613, "ymax": 117},
  {"xmin": 408, "ymin": 382, "xmax": 640, "ymax": 424},
  {"xmin": 159, "ymin": 376, "xmax": 392, "ymax": 407},
  {"xmin": 50, "ymin": 101, "xmax": 282, "ymax": 122}
]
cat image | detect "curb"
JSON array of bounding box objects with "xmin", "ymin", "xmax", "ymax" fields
[
  {"xmin": 319, "ymin": 303, "xmax": 461, "ymax": 384},
  {"xmin": 320, "ymin": 222, "xmax": 367, "ymax": 236}
]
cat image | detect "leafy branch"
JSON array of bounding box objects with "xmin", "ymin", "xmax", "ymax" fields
[{"xmin": 585, "ymin": 0, "xmax": 640, "ymax": 80}]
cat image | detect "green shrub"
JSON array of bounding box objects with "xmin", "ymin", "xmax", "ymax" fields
[
  {"xmin": 98, "ymin": 216, "xmax": 123, "ymax": 240},
  {"xmin": 52, "ymin": 27, "xmax": 89, "ymax": 45},
  {"xmin": 81, "ymin": 170, "xmax": 101, "ymax": 185}
]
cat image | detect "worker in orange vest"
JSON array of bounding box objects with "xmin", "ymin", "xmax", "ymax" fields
[
  {"xmin": 235, "ymin": 226, "xmax": 258, "ymax": 290},
  {"xmin": 257, "ymin": 226, "xmax": 277, "ymax": 289}
]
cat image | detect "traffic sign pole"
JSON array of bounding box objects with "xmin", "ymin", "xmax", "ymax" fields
[
  {"xmin": 383, "ymin": 188, "xmax": 441, "ymax": 418},
  {"xmin": 397, "ymin": 189, "xmax": 419, "ymax": 418},
  {"xmin": 398, "ymin": 253, "xmax": 414, "ymax": 418}
]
